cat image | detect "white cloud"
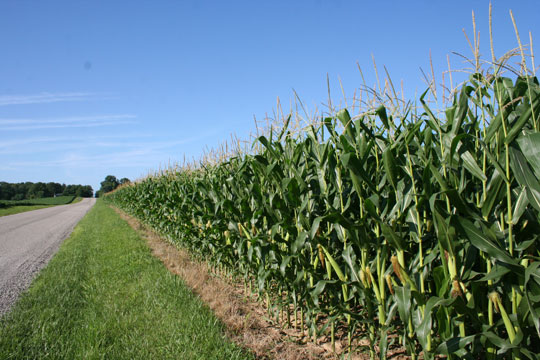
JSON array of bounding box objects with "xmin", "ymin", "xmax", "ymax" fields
[
  {"xmin": 0, "ymin": 138, "xmax": 193, "ymax": 155},
  {"xmin": 3, "ymin": 120, "xmax": 136, "ymax": 131},
  {"xmin": 0, "ymin": 114, "xmax": 135, "ymax": 125},
  {"xmin": 8, "ymin": 149, "xmax": 162, "ymax": 168},
  {"xmin": 0, "ymin": 125, "xmax": 219, "ymax": 187},
  {"xmin": 1, "ymin": 136, "xmax": 198, "ymax": 168},
  {"xmin": 0, "ymin": 92, "xmax": 93, "ymax": 106},
  {"xmin": 0, "ymin": 133, "xmax": 149, "ymax": 153},
  {"xmin": 0, "ymin": 114, "xmax": 137, "ymax": 131}
]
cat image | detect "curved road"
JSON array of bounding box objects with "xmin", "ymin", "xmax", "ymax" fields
[{"xmin": 0, "ymin": 198, "xmax": 96, "ymax": 315}]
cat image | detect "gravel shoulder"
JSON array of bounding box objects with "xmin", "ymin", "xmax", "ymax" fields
[{"xmin": 0, "ymin": 198, "xmax": 96, "ymax": 315}]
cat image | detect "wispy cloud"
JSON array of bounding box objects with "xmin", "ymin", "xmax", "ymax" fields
[
  {"xmin": 2, "ymin": 133, "xmax": 207, "ymax": 167},
  {"xmin": 7, "ymin": 149, "xmax": 165, "ymax": 169},
  {"xmin": 1, "ymin": 124, "xmax": 218, "ymax": 158},
  {"xmin": 0, "ymin": 132, "xmax": 152, "ymax": 150},
  {"xmin": 0, "ymin": 114, "xmax": 135, "ymax": 125},
  {"xmin": 0, "ymin": 114, "xmax": 137, "ymax": 131},
  {"xmin": 0, "ymin": 128, "xmax": 219, "ymax": 184},
  {"xmin": 0, "ymin": 138, "xmax": 191, "ymax": 155},
  {"xmin": 0, "ymin": 92, "xmax": 93, "ymax": 106}
]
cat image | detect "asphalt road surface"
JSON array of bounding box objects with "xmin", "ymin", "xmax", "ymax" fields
[{"xmin": 0, "ymin": 198, "xmax": 96, "ymax": 315}]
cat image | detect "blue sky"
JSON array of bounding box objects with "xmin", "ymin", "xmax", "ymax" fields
[{"xmin": 1, "ymin": 0, "xmax": 539, "ymax": 193}]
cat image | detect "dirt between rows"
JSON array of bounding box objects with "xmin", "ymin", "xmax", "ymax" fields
[{"xmin": 113, "ymin": 207, "xmax": 411, "ymax": 360}]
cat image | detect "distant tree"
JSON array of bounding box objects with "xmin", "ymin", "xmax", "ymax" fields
[
  {"xmin": 77, "ymin": 185, "xmax": 93, "ymax": 197},
  {"xmin": 99, "ymin": 175, "xmax": 119, "ymax": 193},
  {"xmin": 63, "ymin": 185, "xmax": 77, "ymax": 196},
  {"xmin": 46, "ymin": 182, "xmax": 56, "ymax": 197},
  {"xmin": 0, "ymin": 181, "xmax": 93, "ymax": 199},
  {"xmin": 96, "ymin": 175, "xmax": 126, "ymax": 197},
  {"xmin": 45, "ymin": 182, "xmax": 64, "ymax": 196},
  {"xmin": 0, "ymin": 182, "xmax": 14, "ymax": 200},
  {"xmin": 12, "ymin": 182, "xmax": 32, "ymax": 200},
  {"xmin": 28, "ymin": 182, "xmax": 47, "ymax": 199}
]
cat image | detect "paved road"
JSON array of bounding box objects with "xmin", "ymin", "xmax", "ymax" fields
[{"xmin": 0, "ymin": 198, "xmax": 96, "ymax": 315}]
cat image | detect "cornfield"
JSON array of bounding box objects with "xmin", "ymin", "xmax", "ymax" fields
[{"xmin": 106, "ymin": 15, "xmax": 540, "ymax": 359}]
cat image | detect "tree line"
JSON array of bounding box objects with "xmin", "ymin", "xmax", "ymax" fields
[
  {"xmin": 0, "ymin": 182, "xmax": 94, "ymax": 200},
  {"xmin": 95, "ymin": 175, "xmax": 130, "ymax": 198}
]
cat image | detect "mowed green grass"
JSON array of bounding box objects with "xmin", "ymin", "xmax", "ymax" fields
[
  {"xmin": 0, "ymin": 200, "xmax": 252, "ymax": 360},
  {"xmin": 0, "ymin": 195, "xmax": 77, "ymax": 206},
  {"xmin": 0, "ymin": 196, "xmax": 81, "ymax": 217},
  {"xmin": 0, "ymin": 204, "xmax": 55, "ymax": 217}
]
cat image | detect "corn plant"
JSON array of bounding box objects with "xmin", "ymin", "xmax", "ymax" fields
[{"xmin": 106, "ymin": 31, "xmax": 540, "ymax": 359}]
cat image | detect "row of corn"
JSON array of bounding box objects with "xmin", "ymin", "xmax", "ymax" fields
[{"xmin": 106, "ymin": 69, "xmax": 540, "ymax": 358}]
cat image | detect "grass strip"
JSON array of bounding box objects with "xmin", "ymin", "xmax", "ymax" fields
[
  {"xmin": 0, "ymin": 196, "xmax": 82, "ymax": 217},
  {"xmin": 0, "ymin": 195, "xmax": 76, "ymax": 207},
  {"xmin": 0, "ymin": 200, "xmax": 252, "ymax": 360},
  {"xmin": 0, "ymin": 205, "xmax": 55, "ymax": 217}
]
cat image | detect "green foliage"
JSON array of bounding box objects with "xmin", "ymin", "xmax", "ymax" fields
[
  {"xmin": 63, "ymin": 184, "xmax": 93, "ymax": 197},
  {"xmin": 96, "ymin": 175, "xmax": 127, "ymax": 197},
  {"xmin": 0, "ymin": 205, "xmax": 54, "ymax": 217},
  {"xmin": 0, "ymin": 201, "xmax": 251, "ymax": 360},
  {"xmin": 0, "ymin": 181, "xmax": 93, "ymax": 200},
  {"xmin": 0, "ymin": 195, "xmax": 76, "ymax": 207},
  {"xmin": 107, "ymin": 72, "xmax": 540, "ymax": 358},
  {"xmin": 0, "ymin": 196, "xmax": 78, "ymax": 216}
]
